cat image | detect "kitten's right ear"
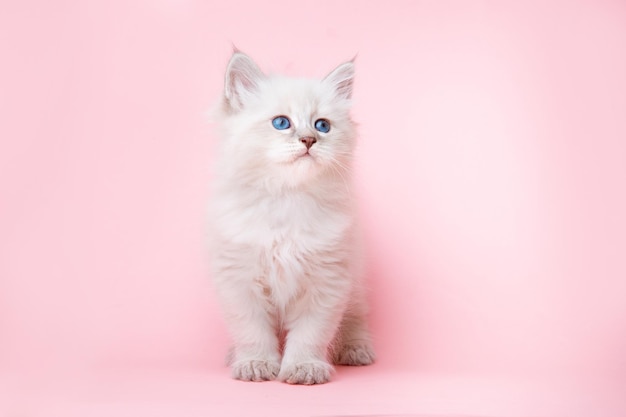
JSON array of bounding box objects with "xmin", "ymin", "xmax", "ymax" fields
[
  {"xmin": 324, "ymin": 60, "xmax": 355, "ymax": 100},
  {"xmin": 224, "ymin": 52, "xmax": 265, "ymax": 111}
]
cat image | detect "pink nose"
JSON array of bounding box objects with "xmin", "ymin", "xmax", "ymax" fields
[{"xmin": 300, "ymin": 136, "xmax": 317, "ymax": 149}]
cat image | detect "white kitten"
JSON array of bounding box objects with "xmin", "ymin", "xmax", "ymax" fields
[{"xmin": 210, "ymin": 51, "xmax": 375, "ymax": 384}]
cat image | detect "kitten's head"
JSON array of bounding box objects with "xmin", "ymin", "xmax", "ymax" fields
[{"xmin": 216, "ymin": 51, "xmax": 357, "ymax": 190}]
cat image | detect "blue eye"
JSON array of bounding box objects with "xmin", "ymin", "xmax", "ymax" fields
[
  {"xmin": 272, "ymin": 116, "xmax": 291, "ymax": 130},
  {"xmin": 314, "ymin": 119, "xmax": 330, "ymax": 133}
]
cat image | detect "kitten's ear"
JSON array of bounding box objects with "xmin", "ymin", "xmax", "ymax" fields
[
  {"xmin": 224, "ymin": 52, "xmax": 265, "ymax": 111},
  {"xmin": 324, "ymin": 60, "xmax": 355, "ymax": 100}
]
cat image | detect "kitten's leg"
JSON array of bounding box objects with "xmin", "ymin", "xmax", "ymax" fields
[
  {"xmin": 278, "ymin": 283, "xmax": 349, "ymax": 385},
  {"xmin": 331, "ymin": 307, "xmax": 376, "ymax": 366},
  {"xmin": 221, "ymin": 296, "xmax": 281, "ymax": 381},
  {"xmin": 330, "ymin": 280, "xmax": 375, "ymax": 365},
  {"xmin": 214, "ymin": 253, "xmax": 280, "ymax": 381}
]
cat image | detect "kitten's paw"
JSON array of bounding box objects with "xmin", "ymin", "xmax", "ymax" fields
[
  {"xmin": 278, "ymin": 361, "xmax": 333, "ymax": 385},
  {"xmin": 231, "ymin": 359, "xmax": 280, "ymax": 382},
  {"xmin": 333, "ymin": 342, "xmax": 376, "ymax": 366}
]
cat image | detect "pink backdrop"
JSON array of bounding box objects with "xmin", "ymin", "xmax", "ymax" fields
[{"xmin": 1, "ymin": 1, "xmax": 625, "ymax": 416}]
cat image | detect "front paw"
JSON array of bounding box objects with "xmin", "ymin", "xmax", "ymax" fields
[
  {"xmin": 333, "ymin": 342, "xmax": 376, "ymax": 366},
  {"xmin": 231, "ymin": 359, "xmax": 280, "ymax": 382},
  {"xmin": 278, "ymin": 361, "xmax": 333, "ymax": 385}
]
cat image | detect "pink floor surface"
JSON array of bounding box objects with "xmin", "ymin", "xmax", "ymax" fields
[{"xmin": 3, "ymin": 367, "xmax": 625, "ymax": 417}]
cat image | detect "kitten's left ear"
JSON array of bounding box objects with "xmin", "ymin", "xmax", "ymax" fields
[
  {"xmin": 224, "ymin": 52, "xmax": 265, "ymax": 111},
  {"xmin": 324, "ymin": 60, "xmax": 355, "ymax": 100}
]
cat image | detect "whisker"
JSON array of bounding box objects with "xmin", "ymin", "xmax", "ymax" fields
[{"xmin": 318, "ymin": 151, "xmax": 352, "ymax": 195}]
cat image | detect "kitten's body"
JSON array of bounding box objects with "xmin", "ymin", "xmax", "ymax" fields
[{"xmin": 211, "ymin": 52, "xmax": 374, "ymax": 384}]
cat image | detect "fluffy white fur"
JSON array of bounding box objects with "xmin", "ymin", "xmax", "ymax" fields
[{"xmin": 210, "ymin": 51, "xmax": 375, "ymax": 385}]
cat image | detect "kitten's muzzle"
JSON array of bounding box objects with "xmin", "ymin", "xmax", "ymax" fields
[{"xmin": 300, "ymin": 136, "xmax": 317, "ymax": 150}]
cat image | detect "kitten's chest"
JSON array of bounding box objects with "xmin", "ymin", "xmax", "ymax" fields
[
  {"xmin": 225, "ymin": 191, "xmax": 350, "ymax": 248},
  {"xmin": 250, "ymin": 194, "xmax": 350, "ymax": 305}
]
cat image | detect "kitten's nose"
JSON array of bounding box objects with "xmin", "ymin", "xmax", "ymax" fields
[{"xmin": 300, "ymin": 136, "xmax": 317, "ymax": 149}]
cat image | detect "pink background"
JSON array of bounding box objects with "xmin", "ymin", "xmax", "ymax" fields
[{"xmin": 1, "ymin": 1, "xmax": 625, "ymax": 416}]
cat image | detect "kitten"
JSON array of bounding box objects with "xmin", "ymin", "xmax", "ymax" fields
[{"xmin": 210, "ymin": 51, "xmax": 375, "ymax": 385}]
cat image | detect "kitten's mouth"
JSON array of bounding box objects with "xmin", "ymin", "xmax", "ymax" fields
[{"xmin": 296, "ymin": 150, "xmax": 315, "ymax": 161}]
